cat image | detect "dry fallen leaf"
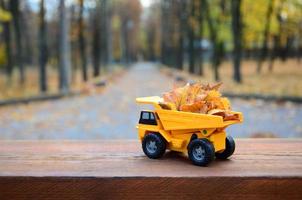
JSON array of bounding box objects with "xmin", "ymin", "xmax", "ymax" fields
[{"xmin": 162, "ymin": 82, "xmax": 240, "ymax": 121}]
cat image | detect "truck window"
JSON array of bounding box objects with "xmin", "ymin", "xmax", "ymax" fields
[
  {"xmin": 142, "ymin": 112, "xmax": 149, "ymax": 120},
  {"xmin": 139, "ymin": 111, "xmax": 157, "ymax": 125}
]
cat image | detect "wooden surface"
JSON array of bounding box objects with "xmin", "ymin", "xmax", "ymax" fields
[{"xmin": 0, "ymin": 139, "xmax": 301, "ymax": 199}]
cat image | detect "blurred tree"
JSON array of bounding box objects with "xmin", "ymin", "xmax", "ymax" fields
[
  {"xmin": 176, "ymin": 0, "xmax": 187, "ymax": 70},
  {"xmin": 257, "ymin": 0, "xmax": 274, "ymax": 74},
  {"xmin": 160, "ymin": 0, "xmax": 178, "ymax": 68},
  {"xmin": 10, "ymin": 0, "xmax": 25, "ymax": 84},
  {"xmin": 231, "ymin": 0, "xmax": 242, "ymax": 83},
  {"xmin": 160, "ymin": 0, "xmax": 168, "ymax": 66},
  {"xmin": 100, "ymin": 0, "xmax": 109, "ymax": 66},
  {"xmin": 92, "ymin": 5, "xmax": 101, "ymax": 77},
  {"xmin": 145, "ymin": 3, "xmax": 161, "ymax": 61},
  {"xmin": 70, "ymin": 4, "xmax": 79, "ymax": 83},
  {"xmin": 268, "ymin": 0, "xmax": 285, "ymax": 72},
  {"xmin": 269, "ymin": 0, "xmax": 302, "ymax": 71},
  {"xmin": 118, "ymin": 0, "xmax": 142, "ymax": 65},
  {"xmin": 0, "ymin": 0, "xmax": 13, "ymax": 83},
  {"xmin": 78, "ymin": 0, "xmax": 88, "ymax": 81},
  {"xmin": 58, "ymin": 0, "xmax": 71, "ymax": 92},
  {"xmin": 111, "ymin": 13, "xmax": 121, "ymax": 62},
  {"xmin": 188, "ymin": 0, "xmax": 196, "ymax": 74},
  {"xmin": 146, "ymin": 19, "xmax": 156, "ymax": 61},
  {"xmin": 38, "ymin": 0, "xmax": 48, "ymax": 92},
  {"xmin": 197, "ymin": 0, "xmax": 205, "ymax": 76},
  {"xmin": 204, "ymin": 0, "xmax": 222, "ymax": 81},
  {"xmin": 22, "ymin": 2, "xmax": 34, "ymax": 65}
]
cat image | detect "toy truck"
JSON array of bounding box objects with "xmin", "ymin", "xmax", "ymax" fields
[{"xmin": 136, "ymin": 96, "xmax": 243, "ymax": 166}]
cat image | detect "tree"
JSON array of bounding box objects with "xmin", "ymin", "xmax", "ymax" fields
[
  {"xmin": 118, "ymin": 0, "xmax": 142, "ymax": 65},
  {"xmin": 70, "ymin": 4, "xmax": 79, "ymax": 83},
  {"xmin": 58, "ymin": 0, "xmax": 71, "ymax": 92},
  {"xmin": 10, "ymin": 0, "xmax": 25, "ymax": 84},
  {"xmin": 22, "ymin": 2, "xmax": 34, "ymax": 65},
  {"xmin": 145, "ymin": 3, "xmax": 161, "ymax": 61},
  {"xmin": 231, "ymin": 0, "xmax": 242, "ymax": 83},
  {"xmin": 78, "ymin": 0, "xmax": 88, "ymax": 81},
  {"xmin": 197, "ymin": 0, "xmax": 206, "ymax": 76},
  {"xmin": 204, "ymin": 0, "xmax": 221, "ymax": 81},
  {"xmin": 38, "ymin": 0, "xmax": 48, "ymax": 92},
  {"xmin": 100, "ymin": 0, "xmax": 109, "ymax": 66},
  {"xmin": 0, "ymin": 0, "xmax": 13, "ymax": 83},
  {"xmin": 176, "ymin": 0, "xmax": 187, "ymax": 70},
  {"xmin": 92, "ymin": 7, "xmax": 101, "ymax": 77},
  {"xmin": 188, "ymin": 0, "xmax": 196, "ymax": 74},
  {"xmin": 257, "ymin": 0, "xmax": 274, "ymax": 74},
  {"xmin": 160, "ymin": 0, "xmax": 168, "ymax": 66}
]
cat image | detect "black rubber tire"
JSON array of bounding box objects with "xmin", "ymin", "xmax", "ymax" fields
[
  {"xmin": 142, "ymin": 133, "xmax": 166, "ymax": 159},
  {"xmin": 215, "ymin": 136, "xmax": 236, "ymax": 159},
  {"xmin": 188, "ymin": 139, "xmax": 215, "ymax": 166}
]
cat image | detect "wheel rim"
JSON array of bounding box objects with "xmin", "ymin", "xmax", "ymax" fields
[
  {"xmin": 146, "ymin": 140, "xmax": 157, "ymax": 154},
  {"xmin": 192, "ymin": 144, "xmax": 205, "ymax": 161}
]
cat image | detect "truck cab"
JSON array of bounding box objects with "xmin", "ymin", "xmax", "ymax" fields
[{"xmin": 139, "ymin": 111, "xmax": 157, "ymax": 125}]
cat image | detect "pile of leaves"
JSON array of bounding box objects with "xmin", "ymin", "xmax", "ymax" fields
[{"xmin": 162, "ymin": 82, "xmax": 240, "ymax": 121}]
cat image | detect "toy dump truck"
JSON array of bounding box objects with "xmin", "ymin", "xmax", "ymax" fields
[{"xmin": 136, "ymin": 96, "xmax": 243, "ymax": 166}]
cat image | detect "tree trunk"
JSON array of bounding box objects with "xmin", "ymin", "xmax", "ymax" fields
[
  {"xmin": 58, "ymin": 0, "xmax": 71, "ymax": 92},
  {"xmin": 176, "ymin": 0, "xmax": 187, "ymax": 70},
  {"xmin": 78, "ymin": 0, "xmax": 88, "ymax": 81},
  {"xmin": 268, "ymin": 35, "xmax": 277, "ymax": 71},
  {"xmin": 107, "ymin": 9, "xmax": 113, "ymax": 64},
  {"xmin": 38, "ymin": 0, "xmax": 48, "ymax": 92},
  {"xmin": 1, "ymin": 0, "xmax": 13, "ymax": 83},
  {"xmin": 10, "ymin": 0, "xmax": 25, "ymax": 84},
  {"xmin": 269, "ymin": 1, "xmax": 284, "ymax": 72},
  {"xmin": 121, "ymin": 19, "xmax": 130, "ymax": 66},
  {"xmin": 257, "ymin": 0, "xmax": 274, "ymax": 74},
  {"xmin": 100, "ymin": 0, "xmax": 109, "ymax": 67},
  {"xmin": 92, "ymin": 9, "xmax": 101, "ymax": 77},
  {"xmin": 147, "ymin": 28, "xmax": 155, "ymax": 61},
  {"xmin": 70, "ymin": 5, "xmax": 78, "ymax": 83},
  {"xmin": 197, "ymin": 0, "xmax": 205, "ymax": 76},
  {"xmin": 188, "ymin": 1, "xmax": 195, "ymax": 74},
  {"xmin": 204, "ymin": 0, "xmax": 220, "ymax": 81},
  {"xmin": 22, "ymin": 2, "xmax": 33, "ymax": 65},
  {"xmin": 231, "ymin": 0, "xmax": 242, "ymax": 83},
  {"xmin": 160, "ymin": 1, "xmax": 167, "ymax": 65}
]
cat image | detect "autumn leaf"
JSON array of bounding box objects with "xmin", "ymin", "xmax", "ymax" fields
[{"xmin": 162, "ymin": 82, "xmax": 239, "ymax": 121}]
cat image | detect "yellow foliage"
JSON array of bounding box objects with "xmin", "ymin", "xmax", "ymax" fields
[
  {"xmin": 0, "ymin": 44, "xmax": 7, "ymax": 66},
  {"xmin": 0, "ymin": 8, "xmax": 11, "ymax": 22},
  {"xmin": 242, "ymin": 0, "xmax": 302, "ymax": 47}
]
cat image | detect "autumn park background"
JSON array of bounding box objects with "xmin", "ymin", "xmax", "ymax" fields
[{"xmin": 0, "ymin": 0, "xmax": 301, "ymax": 139}]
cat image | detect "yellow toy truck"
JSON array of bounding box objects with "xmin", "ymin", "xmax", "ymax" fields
[{"xmin": 136, "ymin": 96, "xmax": 243, "ymax": 166}]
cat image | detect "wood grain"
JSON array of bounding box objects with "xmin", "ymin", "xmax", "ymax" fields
[{"xmin": 0, "ymin": 139, "xmax": 301, "ymax": 199}]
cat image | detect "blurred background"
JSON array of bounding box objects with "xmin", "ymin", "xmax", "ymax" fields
[{"xmin": 0, "ymin": 0, "xmax": 301, "ymax": 139}]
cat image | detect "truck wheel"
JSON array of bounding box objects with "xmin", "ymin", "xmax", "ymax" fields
[
  {"xmin": 142, "ymin": 133, "xmax": 166, "ymax": 159},
  {"xmin": 215, "ymin": 136, "xmax": 235, "ymax": 159},
  {"xmin": 188, "ymin": 139, "xmax": 215, "ymax": 166}
]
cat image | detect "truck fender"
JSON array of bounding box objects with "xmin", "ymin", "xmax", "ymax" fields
[{"xmin": 158, "ymin": 130, "xmax": 172, "ymax": 142}]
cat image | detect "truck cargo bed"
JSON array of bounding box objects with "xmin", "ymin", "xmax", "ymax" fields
[{"xmin": 156, "ymin": 109, "xmax": 225, "ymax": 130}]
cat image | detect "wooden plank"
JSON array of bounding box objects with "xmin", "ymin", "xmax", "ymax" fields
[{"xmin": 0, "ymin": 139, "xmax": 301, "ymax": 199}]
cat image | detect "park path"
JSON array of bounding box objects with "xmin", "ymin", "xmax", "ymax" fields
[{"xmin": 0, "ymin": 62, "xmax": 302, "ymax": 139}]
